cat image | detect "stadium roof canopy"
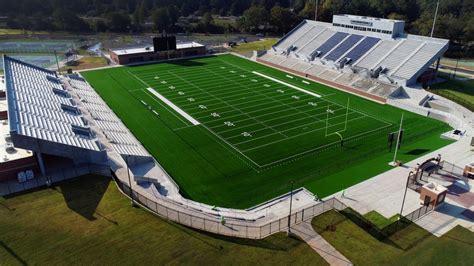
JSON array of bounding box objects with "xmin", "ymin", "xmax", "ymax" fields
[{"xmin": 112, "ymin": 42, "xmax": 204, "ymax": 56}]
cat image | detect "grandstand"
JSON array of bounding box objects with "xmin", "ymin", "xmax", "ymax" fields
[
  {"xmin": 65, "ymin": 75, "xmax": 150, "ymax": 160},
  {"xmin": 1, "ymin": 55, "xmax": 145, "ymax": 193},
  {"xmin": 259, "ymin": 14, "xmax": 449, "ymax": 102}
]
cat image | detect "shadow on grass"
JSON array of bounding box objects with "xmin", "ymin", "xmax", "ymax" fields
[
  {"xmin": 59, "ymin": 175, "xmax": 111, "ymax": 221},
  {"xmin": 126, "ymin": 55, "xmax": 216, "ymax": 68},
  {"xmin": 0, "ymin": 241, "xmax": 27, "ymax": 266},
  {"xmin": 404, "ymin": 149, "xmax": 430, "ymax": 155},
  {"xmin": 2, "ymin": 174, "xmax": 114, "ymax": 222},
  {"xmin": 313, "ymin": 210, "xmax": 434, "ymax": 252}
]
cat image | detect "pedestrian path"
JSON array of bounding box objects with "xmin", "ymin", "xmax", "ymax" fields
[{"xmin": 291, "ymin": 221, "xmax": 352, "ymax": 266}]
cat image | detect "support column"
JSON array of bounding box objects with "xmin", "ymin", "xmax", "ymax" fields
[{"xmin": 36, "ymin": 151, "xmax": 46, "ymax": 176}]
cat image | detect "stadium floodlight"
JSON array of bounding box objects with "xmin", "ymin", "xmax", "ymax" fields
[
  {"xmin": 430, "ymin": 0, "xmax": 440, "ymax": 38},
  {"xmin": 287, "ymin": 180, "xmax": 295, "ymax": 235},
  {"xmin": 389, "ymin": 112, "xmax": 404, "ymax": 166}
]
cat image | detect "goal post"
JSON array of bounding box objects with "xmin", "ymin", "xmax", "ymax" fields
[{"xmin": 325, "ymin": 97, "xmax": 350, "ymax": 138}]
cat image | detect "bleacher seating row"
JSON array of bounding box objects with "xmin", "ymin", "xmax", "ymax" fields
[
  {"xmin": 4, "ymin": 56, "xmax": 101, "ymax": 151},
  {"xmin": 258, "ymin": 53, "xmax": 399, "ymax": 99},
  {"xmin": 271, "ymin": 19, "xmax": 448, "ymax": 85},
  {"xmin": 68, "ymin": 76, "xmax": 149, "ymax": 157}
]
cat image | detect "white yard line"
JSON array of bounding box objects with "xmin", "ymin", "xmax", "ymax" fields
[
  {"xmin": 235, "ymin": 112, "xmax": 366, "ymax": 147},
  {"xmin": 252, "ymin": 71, "xmax": 322, "ymax": 98},
  {"xmin": 146, "ymin": 88, "xmax": 200, "ymax": 126}
]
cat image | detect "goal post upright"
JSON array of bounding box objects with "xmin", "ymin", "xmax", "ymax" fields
[
  {"xmin": 389, "ymin": 112, "xmax": 404, "ymax": 166},
  {"xmin": 325, "ymin": 102, "xmax": 330, "ymax": 137},
  {"xmin": 344, "ymin": 98, "xmax": 350, "ymax": 131}
]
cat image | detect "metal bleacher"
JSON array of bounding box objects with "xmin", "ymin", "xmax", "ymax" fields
[
  {"xmin": 274, "ymin": 21, "xmax": 313, "ymax": 51},
  {"xmin": 67, "ymin": 76, "xmax": 150, "ymax": 157},
  {"xmin": 312, "ymin": 32, "xmax": 348, "ymax": 58},
  {"xmin": 291, "ymin": 26, "xmax": 324, "ymax": 51},
  {"xmin": 297, "ymin": 28, "xmax": 335, "ymax": 58},
  {"xmin": 373, "ymin": 39, "xmax": 422, "ymax": 72},
  {"xmin": 324, "ymin": 34, "xmax": 364, "ymax": 61},
  {"xmin": 260, "ymin": 16, "xmax": 449, "ymax": 99},
  {"xmin": 392, "ymin": 42, "xmax": 446, "ymax": 80},
  {"xmin": 4, "ymin": 56, "xmax": 101, "ymax": 151},
  {"xmin": 354, "ymin": 40, "xmax": 398, "ymax": 69},
  {"xmin": 339, "ymin": 37, "xmax": 380, "ymax": 64}
]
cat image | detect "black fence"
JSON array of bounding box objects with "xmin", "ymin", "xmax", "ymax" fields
[
  {"xmin": 340, "ymin": 202, "xmax": 435, "ymax": 242},
  {"xmin": 428, "ymin": 88, "xmax": 474, "ymax": 112},
  {"xmin": 111, "ymin": 171, "xmax": 347, "ymax": 239}
]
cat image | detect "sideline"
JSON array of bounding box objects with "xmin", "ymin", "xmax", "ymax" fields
[
  {"xmin": 146, "ymin": 88, "xmax": 200, "ymax": 126},
  {"xmin": 252, "ymin": 71, "xmax": 322, "ymax": 98}
]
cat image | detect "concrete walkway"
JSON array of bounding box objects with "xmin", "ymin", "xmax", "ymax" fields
[{"xmin": 292, "ymin": 221, "xmax": 352, "ymax": 266}]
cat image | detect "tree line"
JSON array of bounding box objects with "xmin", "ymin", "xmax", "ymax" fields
[{"xmin": 1, "ymin": 0, "xmax": 473, "ymax": 44}]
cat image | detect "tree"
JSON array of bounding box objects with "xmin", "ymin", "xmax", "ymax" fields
[
  {"xmin": 465, "ymin": 14, "xmax": 474, "ymax": 43},
  {"xmin": 203, "ymin": 12, "xmax": 214, "ymax": 27},
  {"xmin": 387, "ymin": 12, "xmax": 407, "ymax": 22},
  {"xmin": 106, "ymin": 11, "xmax": 131, "ymax": 32},
  {"xmin": 52, "ymin": 8, "xmax": 90, "ymax": 32},
  {"xmin": 132, "ymin": 0, "xmax": 147, "ymax": 26},
  {"xmin": 92, "ymin": 19, "xmax": 107, "ymax": 32},
  {"xmin": 151, "ymin": 8, "xmax": 170, "ymax": 32},
  {"xmin": 238, "ymin": 5, "xmax": 269, "ymax": 32},
  {"xmin": 270, "ymin": 6, "xmax": 296, "ymax": 33}
]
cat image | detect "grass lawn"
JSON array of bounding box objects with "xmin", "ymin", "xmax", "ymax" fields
[
  {"xmin": 61, "ymin": 56, "xmax": 108, "ymax": 71},
  {"xmin": 312, "ymin": 210, "xmax": 474, "ymax": 265},
  {"xmin": 0, "ymin": 175, "xmax": 326, "ymax": 265},
  {"xmin": 428, "ymin": 77, "xmax": 474, "ymax": 111},
  {"xmin": 441, "ymin": 58, "xmax": 474, "ymax": 71},
  {"xmin": 0, "ymin": 28, "xmax": 49, "ymax": 35},
  {"xmin": 232, "ymin": 38, "xmax": 279, "ymax": 54},
  {"xmin": 364, "ymin": 211, "xmax": 400, "ymax": 229},
  {"xmin": 81, "ymin": 54, "xmax": 452, "ymax": 208}
]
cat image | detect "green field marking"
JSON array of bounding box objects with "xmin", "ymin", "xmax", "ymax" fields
[{"xmin": 82, "ymin": 54, "xmax": 452, "ymax": 208}]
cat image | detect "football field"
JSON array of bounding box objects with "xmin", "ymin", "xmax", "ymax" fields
[
  {"xmin": 82, "ymin": 54, "xmax": 451, "ymax": 208},
  {"xmin": 128, "ymin": 59, "xmax": 392, "ymax": 168}
]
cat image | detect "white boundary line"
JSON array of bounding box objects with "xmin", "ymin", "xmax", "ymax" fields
[
  {"xmin": 252, "ymin": 71, "xmax": 322, "ymax": 98},
  {"xmin": 146, "ymin": 88, "xmax": 200, "ymax": 126}
]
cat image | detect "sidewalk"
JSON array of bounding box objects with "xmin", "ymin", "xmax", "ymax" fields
[
  {"xmin": 292, "ymin": 221, "xmax": 352, "ymax": 266},
  {"xmin": 330, "ymin": 134, "xmax": 473, "ymax": 236}
]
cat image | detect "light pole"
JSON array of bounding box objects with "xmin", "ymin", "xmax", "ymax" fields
[
  {"xmin": 430, "ymin": 0, "xmax": 440, "ymax": 38},
  {"xmin": 452, "ymin": 57, "xmax": 459, "ymax": 80},
  {"xmin": 399, "ymin": 171, "xmax": 412, "ymax": 219},
  {"xmin": 314, "ymin": 0, "xmax": 320, "ymax": 21},
  {"xmin": 54, "ymin": 50, "xmax": 60, "ymax": 74},
  {"xmin": 125, "ymin": 155, "xmax": 136, "ymax": 206},
  {"xmin": 287, "ymin": 180, "xmax": 295, "ymax": 235}
]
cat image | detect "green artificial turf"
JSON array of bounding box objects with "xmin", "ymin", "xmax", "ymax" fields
[
  {"xmin": 312, "ymin": 210, "xmax": 474, "ymax": 265},
  {"xmin": 0, "ymin": 175, "xmax": 326, "ymax": 265},
  {"xmin": 82, "ymin": 54, "xmax": 452, "ymax": 208}
]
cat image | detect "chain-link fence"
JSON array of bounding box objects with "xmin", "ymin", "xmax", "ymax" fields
[
  {"xmin": 439, "ymin": 160, "xmax": 467, "ymax": 179},
  {"xmin": 404, "ymin": 202, "xmax": 435, "ymax": 222},
  {"xmin": 113, "ymin": 172, "xmax": 346, "ymax": 239}
]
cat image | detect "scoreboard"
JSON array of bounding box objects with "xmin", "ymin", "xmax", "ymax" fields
[{"xmin": 153, "ymin": 36, "xmax": 177, "ymax": 52}]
